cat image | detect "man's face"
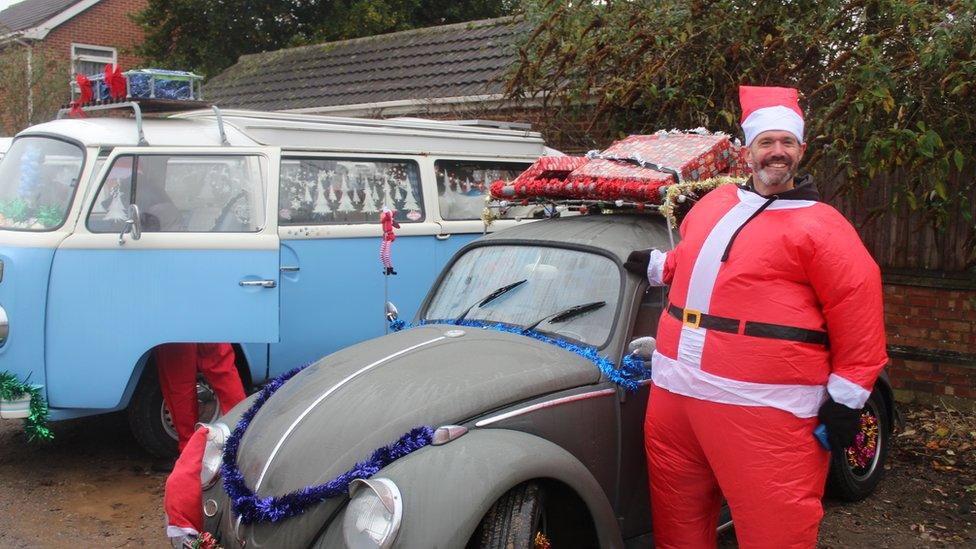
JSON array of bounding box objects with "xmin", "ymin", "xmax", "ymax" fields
[{"xmin": 746, "ymin": 130, "xmax": 807, "ymax": 193}]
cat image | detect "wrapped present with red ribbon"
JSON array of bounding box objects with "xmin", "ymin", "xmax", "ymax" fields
[
  {"xmin": 727, "ymin": 144, "xmax": 753, "ymax": 178},
  {"xmin": 490, "ymin": 156, "xmax": 589, "ymax": 199},
  {"xmin": 571, "ymin": 132, "xmax": 733, "ymax": 196},
  {"xmin": 491, "ymin": 131, "xmax": 735, "ymax": 205}
]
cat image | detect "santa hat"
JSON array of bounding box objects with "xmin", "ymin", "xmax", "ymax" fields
[
  {"xmin": 739, "ymin": 85, "xmax": 804, "ymax": 146},
  {"xmin": 164, "ymin": 426, "xmax": 208, "ymax": 541}
]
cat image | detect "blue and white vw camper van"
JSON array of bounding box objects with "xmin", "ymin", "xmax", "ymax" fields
[{"xmin": 0, "ymin": 106, "xmax": 552, "ymax": 455}]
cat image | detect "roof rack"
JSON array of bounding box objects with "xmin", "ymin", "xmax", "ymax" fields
[
  {"xmin": 56, "ymin": 98, "xmax": 214, "ymax": 146},
  {"xmin": 57, "ymin": 101, "xmax": 148, "ymax": 145}
]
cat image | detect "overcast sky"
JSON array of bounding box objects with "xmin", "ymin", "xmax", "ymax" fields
[{"xmin": 0, "ymin": 0, "xmax": 23, "ymax": 12}]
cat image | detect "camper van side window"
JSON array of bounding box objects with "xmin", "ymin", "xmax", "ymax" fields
[
  {"xmin": 87, "ymin": 155, "xmax": 267, "ymax": 233},
  {"xmin": 279, "ymin": 157, "xmax": 424, "ymax": 225},
  {"xmin": 434, "ymin": 160, "xmax": 532, "ymax": 221}
]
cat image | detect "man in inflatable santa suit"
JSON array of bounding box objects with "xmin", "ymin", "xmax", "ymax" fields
[{"xmin": 624, "ymin": 85, "xmax": 888, "ymax": 548}]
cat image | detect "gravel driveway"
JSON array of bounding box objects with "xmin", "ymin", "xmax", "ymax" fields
[{"xmin": 1, "ymin": 403, "xmax": 973, "ymax": 548}]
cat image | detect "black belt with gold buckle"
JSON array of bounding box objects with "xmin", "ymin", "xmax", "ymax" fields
[{"xmin": 666, "ymin": 304, "xmax": 829, "ymax": 346}]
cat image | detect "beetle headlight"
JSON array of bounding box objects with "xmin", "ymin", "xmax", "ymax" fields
[
  {"xmin": 342, "ymin": 478, "xmax": 403, "ymax": 549},
  {"xmin": 198, "ymin": 422, "xmax": 230, "ymax": 489}
]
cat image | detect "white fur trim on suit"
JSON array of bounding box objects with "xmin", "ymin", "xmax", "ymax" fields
[
  {"xmin": 742, "ymin": 105, "xmax": 805, "ymax": 146},
  {"xmin": 652, "ymin": 351, "xmax": 828, "ymax": 418},
  {"xmin": 647, "ymin": 249, "xmax": 668, "ymax": 286},
  {"xmin": 827, "ymin": 373, "xmax": 872, "ymax": 409},
  {"xmin": 167, "ymin": 524, "xmax": 199, "ymax": 538}
]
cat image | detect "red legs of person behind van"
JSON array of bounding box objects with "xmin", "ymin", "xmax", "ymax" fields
[{"xmin": 154, "ymin": 343, "xmax": 246, "ymax": 451}]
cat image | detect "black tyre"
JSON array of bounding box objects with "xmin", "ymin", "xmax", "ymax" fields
[
  {"xmin": 126, "ymin": 360, "xmax": 220, "ymax": 458},
  {"xmin": 471, "ymin": 482, "xmax": 548, "ymax": 549},
  {"xmin": 825, "ymin": 389, "xmax": 891, "ymax": 501}
]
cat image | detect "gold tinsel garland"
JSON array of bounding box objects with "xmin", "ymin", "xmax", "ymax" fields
[{"xmin": 659, "ymin": 176, "xmax": 746, "ymax": 229}]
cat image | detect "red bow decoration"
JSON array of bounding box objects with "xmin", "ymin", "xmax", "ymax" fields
[
  {"xmin": 104, "ymin": 64, "xmax": 127, "ymax": 100},
  {"xmin": 68, "ymin": 74, "xmax": 93, "ymax": 118}
]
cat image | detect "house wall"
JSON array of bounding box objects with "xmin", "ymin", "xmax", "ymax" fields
[
  {"xmin": 0, "ymin": 0, "xmax": 149, "ymax": 133},
  {"xmin": 38, "ymin": 0, "xmax": 148, "ymax": 74}
]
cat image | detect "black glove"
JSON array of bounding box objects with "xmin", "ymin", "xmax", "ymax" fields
[
  {"xmin": 624, "ymin": 249, "xmax": 653, "ymax": 277},
  {"xmin": 817, "ymin": 397, "xmax": 862, "ymax": 451}
]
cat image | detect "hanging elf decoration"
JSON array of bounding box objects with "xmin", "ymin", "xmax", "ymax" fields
[
  {"xmin": 0, "ymin": 371, "xmax": 53, "ymax": 441},
  {"xmin": 380, "ymin": 207, "xmax": 400, "ymax": 276}
]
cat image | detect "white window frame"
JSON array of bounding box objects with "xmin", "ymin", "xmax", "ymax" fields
[{"xmin": 71, "ymin": 43, "xmax": 117, "ymax": 75}]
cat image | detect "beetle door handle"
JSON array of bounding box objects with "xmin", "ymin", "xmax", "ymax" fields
[
  {"xmin": 239, "ymin": 279, "xmax": 277, "ymax": 288},
  {"xmin": 435, "ymin": 233, "xmax": 451, "ymax": 241}
]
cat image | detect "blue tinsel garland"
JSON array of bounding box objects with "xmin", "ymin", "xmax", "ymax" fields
[
  {"xmin": 393, "ymin": 318, "xmax": 652, "ymax": 391},
  {"xmin": 221, "ymin": 365, "xmax": 434, "ymax": 524}
]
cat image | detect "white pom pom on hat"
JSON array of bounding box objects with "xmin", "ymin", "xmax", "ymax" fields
[{"xmin": 739, "ymin": 85, "xmax": 804, "ymax": 146}]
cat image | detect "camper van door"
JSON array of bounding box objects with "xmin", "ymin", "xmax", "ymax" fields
[{"xmin": 44, "ymin": 147, "xmax": 280, "ymax": 410}]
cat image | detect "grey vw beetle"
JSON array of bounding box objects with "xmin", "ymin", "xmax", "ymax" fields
[{"xmin": 196, "ymin": 214, "xmax": 895, "ymax": 548}]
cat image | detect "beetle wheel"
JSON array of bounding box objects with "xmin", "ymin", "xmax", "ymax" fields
[
  {"xmin": 471, "ymin": 481, "xmax": 548, "ymax": 549},
  {"xmin": 825, "ymin": 389, "xmax": 891, "ymax": 502}
]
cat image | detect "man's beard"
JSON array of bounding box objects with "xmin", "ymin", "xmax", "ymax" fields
[{"xmin": 753, "ymin": 157, "xmax": 796, "ymax": 187}]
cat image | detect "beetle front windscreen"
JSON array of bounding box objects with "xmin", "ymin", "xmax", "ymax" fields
[{"xmin": 424, "ymin": 245, "xmax": 621, "ymax": 347}]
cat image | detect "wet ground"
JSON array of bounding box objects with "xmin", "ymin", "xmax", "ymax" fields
[{"xmin": 0, "ymin": 403, "xmax": 973, "ymax": 548}]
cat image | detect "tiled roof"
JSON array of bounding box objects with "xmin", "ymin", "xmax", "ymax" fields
[
  {"xmin": 0, "ymin": 0, "xmax": 83, "ymax": 33},
  {"xmin": 204, "ymin": 17, "xmax": 528, "ymax": 112}
]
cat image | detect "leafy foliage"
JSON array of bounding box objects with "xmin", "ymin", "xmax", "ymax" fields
[
  {"xmin": 508, "ymin": 0, "xmax": 976, "ymax": 263},
  {"xmin": 135, "ymin": 0, "xmax": 518, "ymax": 79},
  {"xmin": 0, "ymin": 46, "xmax": 70, "ymax": 135}
]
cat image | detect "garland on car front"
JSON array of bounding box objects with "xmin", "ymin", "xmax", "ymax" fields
[
  {"xmin": 221, "ymin": 321, "xmax": 650, "ymax": 525},
  {"xmin": 220, "ymin": 366, "xmax": 433, "ymax": 524}
]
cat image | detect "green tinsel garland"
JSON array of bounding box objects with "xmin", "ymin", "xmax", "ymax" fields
[{"xmin": 0, "ymin": 371, "xmax": 53, "ymax": 441}]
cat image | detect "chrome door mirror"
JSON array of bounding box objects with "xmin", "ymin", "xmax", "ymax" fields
[
  {"xmin": 628, "ymin": 336, "xmax": 656, "ymax": 361},
  {"xmin": 385, "ymin": 301, "xmax": 399, "ymax": 322},
  {"xmin": 119, "ymin": 203, "xmax": 142, "ymax": 245}
]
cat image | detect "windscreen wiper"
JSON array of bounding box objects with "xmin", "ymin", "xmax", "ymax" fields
[
  {"xmin": 454, "ymin": 279, "xmax": 528, "ymax": 323},
  {"xmin": 522, "ymin": 301, "xmax": 607, "ymax": 333}
]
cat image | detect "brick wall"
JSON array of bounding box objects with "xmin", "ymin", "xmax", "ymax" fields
[
  {"xmin": 884, "ymin": 276, "xmax": 976, "ymax": 406},
  {"xmin": 37, "ymin": 0, "xmax": 147, "ymax": 71}
]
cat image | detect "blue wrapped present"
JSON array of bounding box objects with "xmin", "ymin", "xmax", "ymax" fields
[{"xmin": 124, "ymin": 69, "xmax": 204, "ymax": 100}]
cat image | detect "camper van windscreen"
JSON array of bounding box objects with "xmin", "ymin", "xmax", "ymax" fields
[{"xmin": 0, "ymin": 137, "xmax": 84, "ymax": 231}]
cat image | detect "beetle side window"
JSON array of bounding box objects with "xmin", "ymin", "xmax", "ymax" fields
[
  {"xmin": 279, "ymin": 157, "xmax": 423, "ymax": 225},
  {"xmin": 87, "ymin": 155, "xmax": 267, "ymax": 233},
  {"xmin": 434, "ymin": 160, "xmax": 531, "ymax": 220},
  {"xmin": 632, "ymin": 286, "xmax": 668, "ymax": 339}
]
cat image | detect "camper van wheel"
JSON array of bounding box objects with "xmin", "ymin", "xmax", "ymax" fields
[{"xmin": 127, "ymin": 361, "xmax": 221, "ymax": 458}]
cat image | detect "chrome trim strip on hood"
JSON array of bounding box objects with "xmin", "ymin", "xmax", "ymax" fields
[
  {"xmin": 474, "ymin": 388, "xmax": 616, "ymax": 427},
  {"xmin": 253, "ymin": 335, "xmax": 447, "ymax": 493}
]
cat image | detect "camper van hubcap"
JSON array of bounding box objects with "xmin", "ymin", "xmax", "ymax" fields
[{"xmin": 161, "ymin": 381, "xmax": 221, "ymax": 441}]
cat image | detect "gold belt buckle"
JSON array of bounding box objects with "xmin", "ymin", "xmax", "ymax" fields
[{"xmin": 682, "ymin": 308, "xmax": 702, "ymax": 329}]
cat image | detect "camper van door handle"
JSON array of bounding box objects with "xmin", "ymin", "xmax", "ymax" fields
[
  {"xmin": 240, "ymin": 280, "xmax": 277, "ymax": 288},
  {"xmin": 435, "ymin": 234, "xmax": 451, "ymax": 241}
]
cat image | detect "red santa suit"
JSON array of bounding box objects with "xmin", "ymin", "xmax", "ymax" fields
[
  {"xmin": 643, "ymin": 87, "xmax": 887, "ymax": 548},
  {"xmin": 155, "ymin": 343, "xmax": 246, "ymax": 451}
]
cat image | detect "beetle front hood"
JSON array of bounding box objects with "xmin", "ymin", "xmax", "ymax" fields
[{"xmin": 233, "ymin": 323, "xmax": 602, "ymax": 499}]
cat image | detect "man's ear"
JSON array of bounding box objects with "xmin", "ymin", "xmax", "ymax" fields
[
  {"xmin": 744, "ymin": 144, "xmax": 754, "ymax": 165},
  {"xmin": 799, "ymin": 142, "xmax": 808, "ymax": 159}
]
